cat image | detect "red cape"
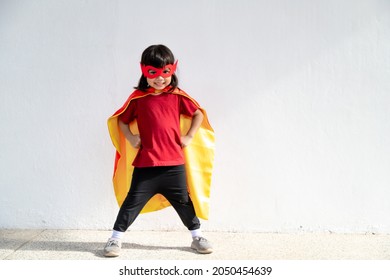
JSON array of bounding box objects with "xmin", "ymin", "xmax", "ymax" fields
[{"xmin": 107, "ymin": 87, "xmax": 215, "ymax": 219}]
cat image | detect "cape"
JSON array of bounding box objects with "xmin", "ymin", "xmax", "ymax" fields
[{"xmin": 107, "ymin": 87, "xmax": 215, "ymax": 220}]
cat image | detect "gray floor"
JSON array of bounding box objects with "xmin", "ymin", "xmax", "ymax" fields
[{"xmin": 1, "ymin": 229, "xmax": 390, "ymax": 260}]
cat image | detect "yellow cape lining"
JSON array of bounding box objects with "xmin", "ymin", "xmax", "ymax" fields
[{"xmin": 107, "ymin": 89, "xmax": 215, "ymax": 220}]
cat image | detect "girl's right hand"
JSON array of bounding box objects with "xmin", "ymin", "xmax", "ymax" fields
[{"xmin": 128, "ymin": 134, "xmax": 141, "ymax": 149}]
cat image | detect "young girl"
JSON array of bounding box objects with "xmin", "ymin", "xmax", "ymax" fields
[{"xmin": 105, "ymin": 45, "xmax": 215, "ymax": 257}]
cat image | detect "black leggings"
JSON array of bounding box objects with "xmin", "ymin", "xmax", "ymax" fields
[{"xmin": 113, "ymin": 165, "xmax": 200, "ymax": 232}]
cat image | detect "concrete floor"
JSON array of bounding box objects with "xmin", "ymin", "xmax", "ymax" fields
[{"xmin": 1, "ymin": 229, "xmax": 390, "ymax": 260}]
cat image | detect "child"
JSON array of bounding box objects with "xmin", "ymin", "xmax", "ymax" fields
[{"xmin": 105, "ymin": 45, "xmax": 215, "ymax": 257}]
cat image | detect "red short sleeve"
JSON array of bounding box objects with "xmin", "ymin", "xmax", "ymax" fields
[
  {"xmin": 119, "ymin": 100, "xmax": 137, "ymax": 124},
  {"xmin": 180, "ymin": 96, "xmax": 199, "ymax": 117}
]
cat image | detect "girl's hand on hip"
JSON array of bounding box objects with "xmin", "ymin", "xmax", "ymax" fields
[
  {"xmin": 129, "ymin": 134, "xmax": 141, "ymax": 149},
  {"xmin": 181, "ymin": 135, "xmax": 193, "ymax": 148}
]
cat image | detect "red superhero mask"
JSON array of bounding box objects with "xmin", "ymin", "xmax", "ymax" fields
[{"xmin": 140, "ymin": 61, "xmax": 178, "ymax": 79}]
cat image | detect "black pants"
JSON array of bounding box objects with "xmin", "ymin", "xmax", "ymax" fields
[{"xmin": 113, "ymin": 165, "xmax": 200, "ymax": 232}]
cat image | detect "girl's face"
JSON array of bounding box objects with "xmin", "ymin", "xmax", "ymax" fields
[
  {"xmin": 141, "ymin": 62, "xmax": 177, "ymax": 91},
  {"xmin": 147, "ymin": 75, "xmax": 172, "ymax": 91}
]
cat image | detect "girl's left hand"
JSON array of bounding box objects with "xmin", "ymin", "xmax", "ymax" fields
[{"xmin": 180, "ymin": 135, "xmax": 193, "ymax": 148}]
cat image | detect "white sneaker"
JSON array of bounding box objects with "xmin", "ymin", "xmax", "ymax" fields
[
  {"xmin": 191, "ymin": 237, "xmax": 213, "ymax": 254},
  {"xmin": 103, "ymin": 238, "xmax": 121, "ymax": 257}
]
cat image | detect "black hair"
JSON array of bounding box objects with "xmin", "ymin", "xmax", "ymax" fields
[{"xmin": 135, "ymin": 44, "xmax": 179, "ymax": 91}]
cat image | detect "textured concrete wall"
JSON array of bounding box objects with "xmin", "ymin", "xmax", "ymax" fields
[{"xmin": 1, "ymin": 0, "xmax": 389, "ymax": 232}]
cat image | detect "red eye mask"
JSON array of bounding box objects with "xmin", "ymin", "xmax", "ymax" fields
[{"xmin": 140, "ymin": 61, "xmax": 178, "ymax": 79}]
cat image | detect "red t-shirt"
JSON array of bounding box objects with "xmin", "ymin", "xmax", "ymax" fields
[{"xmin": 119, "ymin": 92, "xmax": 199, "ymax": 167}]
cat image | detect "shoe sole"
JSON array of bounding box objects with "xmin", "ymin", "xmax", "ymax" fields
[
  {"xmin": 191, "ymin": 245, "xmax": 213, "ymax": 254},
  {"xmin": 104, "ymin": 251, "xmax": 120, "ymax": 257}
]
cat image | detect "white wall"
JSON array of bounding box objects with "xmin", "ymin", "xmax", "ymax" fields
[{"xmin": 1, "ymin": 0, "xmax": 390, "ymax": 233}]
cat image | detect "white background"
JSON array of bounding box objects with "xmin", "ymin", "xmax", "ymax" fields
[{"xmin": 1, "ymin": 0, "xmax": 390, "ymax": 233}]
